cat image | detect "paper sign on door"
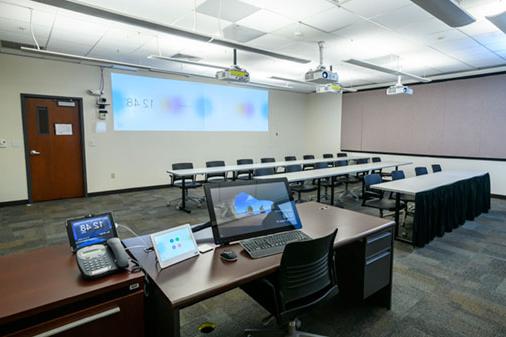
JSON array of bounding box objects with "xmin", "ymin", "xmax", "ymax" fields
[{"xmin": 55, "ymin": 123, "xmax": 73, "ymax": 136}]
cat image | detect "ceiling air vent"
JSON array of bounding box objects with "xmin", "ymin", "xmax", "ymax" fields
[{"xmin": 1, "ymin": 40, "xmax": 44, "ymax": 50}]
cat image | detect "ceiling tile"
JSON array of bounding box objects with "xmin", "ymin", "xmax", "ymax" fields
[
  {"xmin": 235, "ymin": 9, "xmax": 294, "ymax": 32},
  {"xmin": 75, "ymin": 0, "xmax": 204, "ymax": 25},
  {"xmin": 197, "ymin": 0, "xmax": 260, "ymax": 22},
  {"xmin": 50, "ymin": 16, "xmax": 108, "ymax": 46},
  {"xmin": 272, "ymin": 21, "xmax": 334, "ymax": 43},
  {"xmin": 302, "ymin": 7, "xmax": 358, "ymax": 33},
  {"xmin": 172, "ymin": 12, "xmax": 232, "ymax": 37},
  {"xmin": 246, "ymin": 34, "xmax": 294, "ymax": 50},
  {"xmin": 341, "ymin": 0, "xmax": 412, "ymax": 19},
  {"xmin": 371, "ymin": 4, "xmax": 436, "ymax": 29},
  {"xmin": 222, "ymin": 24, "xmax": 265, "ymax": 42},
  {"xmin": 458, "ymin": 19, "xmax": 499, "ymax": 36},
  {"xmin": 241, "ymin": 0, "xmax": 334, "ymax": 21}
]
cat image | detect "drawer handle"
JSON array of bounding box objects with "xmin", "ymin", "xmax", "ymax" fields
[
  {"xmin": 367, "ymin": 231, "xmax": 391, "ymax": 244},
  {"xmin": 366, "ymin": 250, "xmax": 390, "ymax": 265},
  {"xmin": 34, "ymin": 307, "xmax": 120, "ymax": 337}
]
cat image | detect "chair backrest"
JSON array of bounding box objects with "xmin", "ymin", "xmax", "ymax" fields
[
  {"xmin": 372, "ymin": 157, "xmax": 381, "ymax": 163},
  {"xmin": 323, "ymin": 153, "xmax": 333, "ymax": 159},
  {"xmin": 303, "ymin": 155, "xmax": 315, "ymax": 160},
  {"xmin": 335, "ymin": 160, "xmax": 348, "ymax": 167},
  {"xmin": 172, "ymin": 162, "xmax": 193, "ymax": 170},
  {"xmin": 278, "ymin": 229, "xmax": 338, "ymax": 308},
  {"xmin": 363, "ymin": 173, "xmax": 382, "ymax": 187},
  {"xmin": 314, "ymin": 162, "xmax": 328, "ymax": 169},
  {"xmin": 415, "ymin": 167, "xmax": 428, "ymax": 176},
  {"xmin": 337, "ymin": 153, "xmax": 348, "ymax": 157},
  {"xmin": 432, "ymin": 164, "xmax": 442, "ymax": 172},
  {"xmin": 285, "ymin": 164, "xmax": 302, "ymax": 173},
  {"xmin": 356, "ymin": 158, "xmax": 369, "ymax": 164},
  {"xmin": 391, "ymin": 170, "xmax": 405, "ymax": 181},
  {"xmin": 171, "ymin": 162, "xmax": 194, "ymax": 183},
  {"xmin": 261, "ymin": 157, "xmax": 276, "ymax": 163},
  {"xmin": 237, "ymin": 159, "xmax": 253, "ymax": 165},
  {"xmin": 206, "ymin": 160, "xmax": 225, "ymax": 168},
  {"xmin": 254, "ymin": 167, "xmax": 275, "ymax": 177},
  {"xmin": 205, "ymin": 161, "xmax": 226, "ymax": 180},
  {"xmin": 285, "ymin": 156, "xmax": 297, "ymax": 161}
]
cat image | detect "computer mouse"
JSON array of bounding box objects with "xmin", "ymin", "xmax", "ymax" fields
[{"xmin": 220, "ymin": 250, "xmax": 237, "ymax": 262}]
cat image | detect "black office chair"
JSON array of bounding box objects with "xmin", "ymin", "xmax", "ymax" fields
[
  {"xmin": 362, "ymin": 174, "xmax": 403, "ymax": 218},
  {"xmin": 236, "ymin": 159, "xmax": 254, "ymax": 180},
  {"xmin": 205, "ymin": 161, "xmax": 227, "ymax": 182},
  {"xmin": 285, "ymin": 164, "xmax": 316, "ymax": 202},
  {"xmin": 285, "ymin": 156, "xmax": 297, "ymax": 161},
  {"xmin": 390, "ymin": 170, "xmax": 415, "ymax": 235},
  {"xmin": 315, "ymin": 161, "xmax": 339, "ymax": 201},
  {"xmin": 371, "ymin": 157, "xmax": 382, "ymax": 174},
  {"xmin": 242, "ymin": 230, "xmax": 339, "ymax": 337},
  {"xmin": 168, "ymin": 162, "xmax": 203, "ymax": 208},
  {"xmin": 337, "ymin": 153, "xmax": 348, "ymax": 157},
  {"xmin": 335, "ymin": 160, "xmax": 358, "ymax": 201},
  {"xmin": 432, "ymin": 164, "xmax": 442, "ymax": 172},
  {"xmin": 302, "ymin": 154, "xmax": 315, "ymax": 170},
  {"xmin": 322, "ymin": 153, "xmax": 334, "ymax": 167},
  {"xmin": 261, "ymin": 157, "xmax": 276, "ymax": 163},
  {"xmin": 254, "ymin": 167, "xmax": 275, "ymax": 177},
  {"xmin": 414, "ymin": 167, "xmax": 428, "ymax": 176}
]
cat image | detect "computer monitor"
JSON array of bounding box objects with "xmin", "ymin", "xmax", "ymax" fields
[{"xmin": 204, "ymin": 178, "xmax": 303, "ymax": 245}]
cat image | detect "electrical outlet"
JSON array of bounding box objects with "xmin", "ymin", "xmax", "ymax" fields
[
  {"xmin": 0, "ymin": 139, "xmax": 7, "ymax": 148},
  {"xmin": 111, "ymin": 173, "xmax": 116, "ymax": 179}
]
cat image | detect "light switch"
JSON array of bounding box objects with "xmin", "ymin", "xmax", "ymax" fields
[{"xmin": 0, "ymin": 139, "xmax": 7, "ymax": 148}]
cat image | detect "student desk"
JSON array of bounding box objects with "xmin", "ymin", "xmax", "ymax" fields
[
  {"xmin": 0, "ymin": 245, "xmax": 145, "ymax": 337},
  {"xmin": 255, "ymin": 161, "xmax": 412, "ymax": 205},
  {"xmin": 124, "ymin": 202, "xmax": 395, "ymax": 337},
  {"xmin": 166, "ymin": 155, "xmax": 372, "ymax": 212},
  {"xmin": 372, "ymin": 171, "xmax": 491, "ymax": 247}
]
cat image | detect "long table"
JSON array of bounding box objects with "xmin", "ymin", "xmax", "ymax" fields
[
  {"xmin": 372, "ymin": 171, "xmax": 491, "ymax": 247},
  {"xmin": 124, "ymin": 202, "xmax": 395, "ymax": 337},
  {"xmin": 167, "ymin": 155, "xmax": 372, "ymax": 212},
  {"xmin": 255, "ymin": 161, "xmax": 412, "ymax": 206}
]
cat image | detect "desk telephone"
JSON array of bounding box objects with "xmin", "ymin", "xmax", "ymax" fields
[{"xmin": 66, "ymin": 213, "xmax": 129, "ymax": 279}]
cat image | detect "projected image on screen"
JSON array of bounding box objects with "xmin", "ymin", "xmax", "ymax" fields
[{"xmin": 111, "ymin": 73, "xmax": 269, "ymax": 132}]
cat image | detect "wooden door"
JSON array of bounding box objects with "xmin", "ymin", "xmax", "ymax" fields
[{"xmin": 23, "ymin": 97, "xmax": 85, "ymax": 202}]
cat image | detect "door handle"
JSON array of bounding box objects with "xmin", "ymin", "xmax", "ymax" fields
[{"xmin": 30, "ymin": 150, "xmax": 41, "ymax": 155}]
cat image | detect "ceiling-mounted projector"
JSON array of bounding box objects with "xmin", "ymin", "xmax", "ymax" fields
[
  {"xmin": 316, "ymin": 83, "xmax": 344, "ymax": 94},
  {"xmin": 305, "ymin": 41, "xmax": 339, "ymax": 84},
  {"xmin": 386, "ymin": 76, "xmax": 413, "ymax": 96},
  {"xmin": 305, "ymin": 67, "xmax": 338, "ymax": 84},
  {"xmin": 216, "ymin": 65, "xmax": 250, "ymax": 82},
  {"xmin": 386, "ymin": 85, "xmax": 413, "ymax": 95}
]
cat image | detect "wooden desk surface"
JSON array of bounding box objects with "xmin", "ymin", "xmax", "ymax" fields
[
  {"xmin": 0, "ymin": 244, "xmax": 144, "ymax": 326},
  {"xmin": 126, "ymin": 202, "xmax": 394, "ymax": 309}
]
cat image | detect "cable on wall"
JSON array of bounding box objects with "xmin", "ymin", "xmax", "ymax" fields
[{"xmin": 29, "ymin": 8, "xmax": 41, "ymax": 50}]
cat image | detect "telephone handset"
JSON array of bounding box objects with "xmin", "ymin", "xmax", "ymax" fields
[{"xmin": 76, "ymin": 238, "xmax": 129, "ymax": 279}]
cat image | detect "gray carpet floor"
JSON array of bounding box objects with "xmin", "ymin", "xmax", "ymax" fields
[{"xmin": 1, "ymin": 185, "xmax": 505, "ymax": 337}]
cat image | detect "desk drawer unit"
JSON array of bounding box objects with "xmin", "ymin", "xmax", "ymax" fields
[
  {"xmin": 363, "ymin": 230, "xmax": 392, "ymax": 299},
  {"xmin": 6, "ymin": 290, "xmax": 144, "ymax": 337}
]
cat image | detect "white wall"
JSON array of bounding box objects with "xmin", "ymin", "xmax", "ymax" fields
[{"xmin": 0, "ymin": 53, "xmax": 339, "ymax": 203}]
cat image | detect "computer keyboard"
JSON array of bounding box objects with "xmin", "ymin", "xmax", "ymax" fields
[{"xmin": 240, "ymin": 230, "xmax": 311, "ymax": 259}]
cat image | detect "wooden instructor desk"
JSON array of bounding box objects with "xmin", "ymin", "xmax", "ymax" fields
[
  {"xmin": 125, "ymin": 202, "xmax": 395, "ymax": 337},
  {"xmin": 0, "ymin": 245, "xmax": 145, "ymax": 337}
]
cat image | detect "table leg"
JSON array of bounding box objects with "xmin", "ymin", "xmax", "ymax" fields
[
  {"xmin": 147, "ymin": 282, "xmax": 181, "ymax": 337},
  {"xmin": 317, "ymin": 178, "xmax": 321, "ymax": 202},
  {"xmin": 177, "ymin": 178, "xmax": 191, "ymax": 213},
  {"xmin": 330, "ymin": 176, "xmax": 335, "ymax": 206},
  {"xmin": 394, "ymin": 193, "xmax": 400, "ymax": 238}
]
